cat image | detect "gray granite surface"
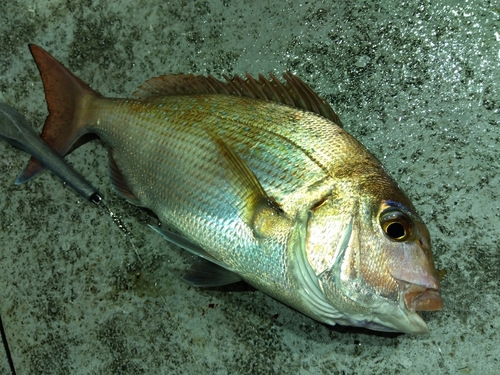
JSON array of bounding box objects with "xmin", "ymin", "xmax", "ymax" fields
[{"xmin": 0, "ymin": 0, "xmax": 499, "ymax": 374}]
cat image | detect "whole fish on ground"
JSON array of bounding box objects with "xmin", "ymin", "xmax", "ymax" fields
[{"xmin": 19, "ymin": 44, "xmax": 443, "ymax": 334}]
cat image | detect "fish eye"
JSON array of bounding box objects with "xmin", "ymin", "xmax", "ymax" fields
[{"xmin": 379, "ymin": 208, "xmax": 413, "ymax": 241}]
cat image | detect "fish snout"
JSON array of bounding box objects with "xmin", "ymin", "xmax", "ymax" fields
[{"xmin": 403, "ymin": 282, "xmax": 443, "ymax": 312}]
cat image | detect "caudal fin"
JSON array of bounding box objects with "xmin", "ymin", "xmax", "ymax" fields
[{"xmin": 16, "ymin": 44, "xmax": 101, "ymax": 184}]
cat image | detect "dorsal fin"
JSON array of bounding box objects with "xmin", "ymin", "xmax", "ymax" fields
[{"xmin": 133, "ymin": 72, "xmax": 342, "ymax": 127}]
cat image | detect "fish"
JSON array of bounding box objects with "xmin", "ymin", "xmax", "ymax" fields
[{"xmin": 19, "ymin": 44, "xmax": 443, "ymax": 334}]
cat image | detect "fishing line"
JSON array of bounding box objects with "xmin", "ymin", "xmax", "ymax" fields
[
  {"xmin": 96, "ymin": 199, "xmax": 202, "ymax": 372},
  {"xmin": 0, "ymin": 312, "xmax": 17, "ymax": 375}
]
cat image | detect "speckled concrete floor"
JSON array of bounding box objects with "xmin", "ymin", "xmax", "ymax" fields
[{"xmin": 0, "ymin": 1, "xmax": 498, "ymax": 374}]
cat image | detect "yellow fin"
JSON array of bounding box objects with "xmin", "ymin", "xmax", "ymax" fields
[{"xmin": 207, "ymin": 130, "xmax": 284, "ymax": 232}]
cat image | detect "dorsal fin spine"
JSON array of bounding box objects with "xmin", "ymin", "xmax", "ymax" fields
[{"xmin": 133, "ymin": 71, "xmax": 342, "ymax": 126}]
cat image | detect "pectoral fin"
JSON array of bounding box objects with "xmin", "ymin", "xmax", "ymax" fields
[{"xmin": 208, "ymin": 131, "xmax": 288, "ymax": 238}]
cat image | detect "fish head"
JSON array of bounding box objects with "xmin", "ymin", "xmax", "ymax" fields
[{"xmin": 303, "ymin": 180, "xmax": 443, "ymax": 334}]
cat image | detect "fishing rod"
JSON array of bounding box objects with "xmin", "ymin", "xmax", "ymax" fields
[
  {"xmin": 0, "ymin": 102, "xmax": 201, "ymax": 372},
  {"xmin": 0, "ymin": 311, "xmax": 16, "ymax": 375},
  {"xmin": 0, "ymin": 102, "xmax": 101, "ymax": 375},
  {"xmin": 0, "ymin": 102, "xmax": 102, "ymax": 204}
]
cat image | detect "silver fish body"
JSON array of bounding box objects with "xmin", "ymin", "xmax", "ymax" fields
[{"xmin": 20, "ymin": 45, "xmax": 443, "ymax": 334}]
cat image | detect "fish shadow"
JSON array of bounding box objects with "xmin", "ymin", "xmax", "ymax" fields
[{"xmin": 326, "ymin": 323, "xmax": 403, "ymax": 338}]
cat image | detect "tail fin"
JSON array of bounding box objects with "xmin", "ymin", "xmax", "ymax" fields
[{"xmin": 16, "ymin": 44, "xmax": 101, "ymax": 184}]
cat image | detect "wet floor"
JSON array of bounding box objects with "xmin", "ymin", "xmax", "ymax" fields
[{"xmin": 0, "ymin": 1, "xmax": 499, "ymax": 374}]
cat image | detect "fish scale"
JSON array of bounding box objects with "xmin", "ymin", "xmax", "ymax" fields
[{"xmin": 93, "ymin": 95, "xmax": 333, "ymax": 212}]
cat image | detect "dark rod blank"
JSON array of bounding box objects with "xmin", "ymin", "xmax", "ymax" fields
[
  {"xmin": 0, "ymin": 102, "xmax": 101, "ymax": 204},
  {"xmin": 0, "ymin": 312, "xmax": 16, "ymax": 375}
]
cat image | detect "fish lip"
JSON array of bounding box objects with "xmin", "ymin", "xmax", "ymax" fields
[{"xmin": 402, "ymin": 282, "xmax": 443, "ymax": 312}]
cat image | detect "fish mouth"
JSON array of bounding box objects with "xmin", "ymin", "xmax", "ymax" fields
[{"xmin": 403, "ymin": 283, "xmax": 443, "ymax": 312}]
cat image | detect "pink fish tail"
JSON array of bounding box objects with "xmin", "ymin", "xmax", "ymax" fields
[{"xmin": 17, "ymin": 44, "xmax": 101, "ymax": 183}]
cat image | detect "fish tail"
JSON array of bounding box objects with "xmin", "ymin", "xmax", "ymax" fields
[{"xmin": 16, "ymin": 44, "xmax": 101, "ymax": 184}]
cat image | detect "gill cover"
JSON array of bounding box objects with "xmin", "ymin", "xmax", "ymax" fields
[{"xmin": 287, "ymin": 208, "xmax": 353, "ymax": 324}]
